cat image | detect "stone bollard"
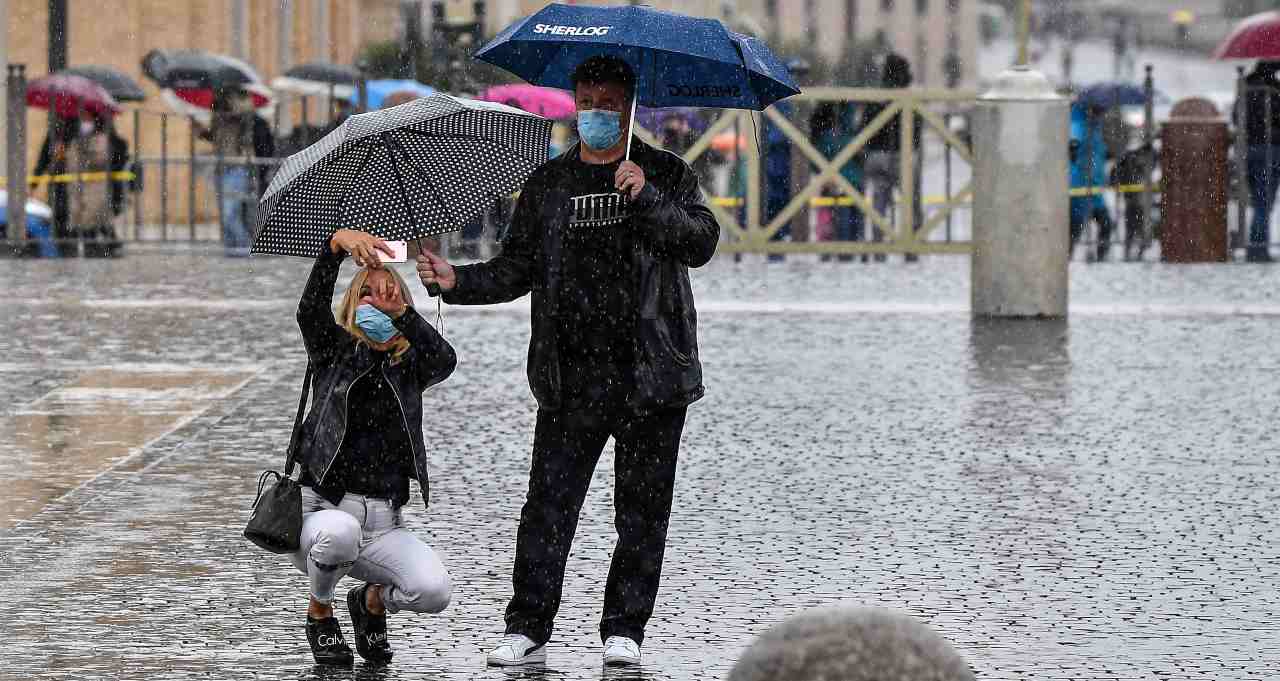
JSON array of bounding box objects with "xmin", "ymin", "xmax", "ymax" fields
[
  {"xmin": 971, "ymin": 66, "xmax": 1069, "ymax": 318},
  {"xmin": 726, "ymin": 606, "xmax": 975, "ymax": 681}
]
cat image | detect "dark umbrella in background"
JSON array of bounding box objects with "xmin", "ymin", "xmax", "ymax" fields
[
  {"xmin": 253, "ymin": 94, "xmax": 551, "ymax": 261},
  {"xmin": 58, "ymin": 65, "xmax": 146, "ymax": 102},
  {"xmin": 1076, "ymin": 82, "xmax": 1166, "ymax": 109},
  {"xmin": 142, "ymin": 48, "xmax": 274, "ymax": 119},
  {"xmin": 142, "ymin": 48, "xmax": 260, "ymax": 90},
  {"xmin": 26, "ymin": 73, "xmax": 121, "ymax": 118}
]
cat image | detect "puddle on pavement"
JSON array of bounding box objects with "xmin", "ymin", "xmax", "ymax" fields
[{"xmin": 0, "ymin": 367, "xmax": 259, "ymax": 529}]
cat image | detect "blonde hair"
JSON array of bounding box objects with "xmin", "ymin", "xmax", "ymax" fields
[{"xmin": 335, "ymin": 266, "xmax": 415, "ymax": 361}]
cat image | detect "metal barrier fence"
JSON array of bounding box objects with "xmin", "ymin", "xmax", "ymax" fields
[{"xmin": 1, "ymin": 70, "xmax": 1238, "ymax": 261}]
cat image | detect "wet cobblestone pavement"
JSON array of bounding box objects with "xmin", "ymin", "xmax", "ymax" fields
[{"xmin": 0, "ymin": 252, "xmax": 1277, "ymax": 680}]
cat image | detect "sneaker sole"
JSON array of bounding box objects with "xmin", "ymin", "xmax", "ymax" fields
[
  {"xmin": 603, "ymin": 654, "xmax": 641, "ymax": 667},
  {"xmin": 486, "ymin": 648, "xmax": 547, "ymax": 667}
]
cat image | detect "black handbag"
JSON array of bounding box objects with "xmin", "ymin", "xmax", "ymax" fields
[{"xmin": 243, "ymin": 366, "xmax": 312, "ymax": 554}]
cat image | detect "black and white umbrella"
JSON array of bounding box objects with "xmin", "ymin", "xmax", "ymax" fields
[{"xmin": 252, "ymin": 93, "xmax": 552, "ymax": 258}]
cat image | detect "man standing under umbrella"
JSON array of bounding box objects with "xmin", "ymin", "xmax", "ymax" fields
[{"xmin": 417, "ymin": 56, "xmax": 718, "ymax": 667}]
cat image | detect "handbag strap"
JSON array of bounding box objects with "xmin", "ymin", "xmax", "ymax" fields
[{"xmin": 283, "ymin": 365, "xmax": 313, "ymax": 477}]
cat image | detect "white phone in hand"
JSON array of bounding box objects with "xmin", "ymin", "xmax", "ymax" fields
[{"xmin": 381, "ymin": 240, "xmax": 408, "ymax": 263}]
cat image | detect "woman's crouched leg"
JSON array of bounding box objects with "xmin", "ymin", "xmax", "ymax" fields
[
  {"xmin": 289, "ymin": 509, "xmax": 362, "ymax": 604},
  {"xmin": 350, "ymin": 528, "xmax": 452, "ymax": 614}
]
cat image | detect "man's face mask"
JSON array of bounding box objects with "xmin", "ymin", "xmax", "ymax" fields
[{"xmin": 577, "ymin": 109, "xmax": 623, "ymax": 150}]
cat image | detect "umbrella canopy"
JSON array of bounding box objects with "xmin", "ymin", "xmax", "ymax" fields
[
  {"xmin": 352, "ymin": 79, "xmax": 436, "ymax": 109},
  {"xmin": 59, "ymin": 65, "xmax": 146, "ymax": 102},
  {"xmin": 1076, "ymin": 82, "xmax": 1165, "ymax": 108},
  {"xmin": 26, "ymin": 73, "xmax": 121, "ymax": 118},
  {"xmin": 1214, "ymin": 11, "xmax": 1280, "ymax": 60},
  {"xmin": 272, "ymin": 62, "xmax": 361, "ymax": 99},
  {"xmin": 142, "ymin": 48, "xmax": 262, "ymax": 90},
  {"xmin": 480, "ymin": 84, "xmax": 576, "ymax": 119},
  {"xmin": 475, "ymin": 3, "xmax": 799, "ymax": 111},
  {"xmin": 253, "ymin": 94, "xmax": 552, "ymax": 258}
]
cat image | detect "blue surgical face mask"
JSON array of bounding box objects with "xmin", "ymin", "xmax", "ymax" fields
[
  {"xmin": 355, "ymin": 304, "xmax": 399, "ymax": 343},
  {"xmin": 577, "ymin": 109, "xmax": 623, "ymax": 150}
]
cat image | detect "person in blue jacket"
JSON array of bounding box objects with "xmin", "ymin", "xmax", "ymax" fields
[{"xmin": 1069, "ymin": 104, "xmax": 1116, "ymax": 261}]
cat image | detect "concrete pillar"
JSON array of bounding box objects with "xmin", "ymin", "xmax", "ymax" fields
[
  {"xmin": 6, "ymin": 64, "xmax": 26, "ymax": 246},
  {"xmin": 971, "ymin": 66, "xmax": 1069, "ymax": 318}
]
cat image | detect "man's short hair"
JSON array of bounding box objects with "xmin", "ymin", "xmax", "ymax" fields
[
  {"xmin": 727, "ymin": 607, "xmax": 975, "ymax": 681},
  {"xmin": 571, "ymin": 56, "xmax": 636, "ymax": 99}
]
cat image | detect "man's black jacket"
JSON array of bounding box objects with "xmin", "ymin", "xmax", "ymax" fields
[{"xmin": 442, "ymin": 139, "xmax": 719, "ymax": 413}]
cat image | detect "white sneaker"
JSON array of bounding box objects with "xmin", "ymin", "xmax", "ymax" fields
[
  {"xmin": 603, "ymin": 636, "xmax": 641, "ymax": 666},
  {"xmin": 486, "ymin": 634, "xmax": 546, "ymax": 666}
]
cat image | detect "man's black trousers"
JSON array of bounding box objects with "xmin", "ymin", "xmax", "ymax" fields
[{"xmin": 504, "ymin": 404, "xmax": 688, "ymax": 646}]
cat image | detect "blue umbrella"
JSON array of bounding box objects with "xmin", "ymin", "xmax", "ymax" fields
[
  {"xmin": 475, "ymin": 4, "xmax": 799, "ymax": 115},
  {"xmin": 1076, "ymin": 82, "xmax": 1166, "ymax": 108},
  {"xmin": 351, "ymin": 79, "xmax": 436, "ymax": 109}
]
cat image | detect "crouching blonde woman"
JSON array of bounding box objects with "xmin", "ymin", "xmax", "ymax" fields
[{"xmin": 290, "ymin": 228, "xmax": 456, "ymax": 666}]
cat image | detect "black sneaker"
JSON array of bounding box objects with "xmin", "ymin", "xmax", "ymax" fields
[
  {"xmin": 306, "ymin": 615, "xmax": 354, "ymax": 666},
  {"xmin": 347, "ymin": 584, "xmax": 393, "ymax": 664}
]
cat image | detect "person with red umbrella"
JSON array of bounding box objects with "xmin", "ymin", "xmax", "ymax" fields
[
  {"xmin": 193, "ymin": 86, "xmax": 275, "ymax": 257},
  {"xmin": 27, "ymin": 74, "xmax": 127, "ymax": 257}
]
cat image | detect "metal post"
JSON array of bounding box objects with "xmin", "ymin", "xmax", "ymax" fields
[
  {"xmin": 160, "ymin": 112, "xmax": 169, "ymax": 240},
  {"xmin": 1267, "ymin": 81, "xmax": 1274, "ymax": 256},
  {"xmin": 899, "ymin": 102, "xmax": 916, "ymax": 253},
  {"xmin": 972, "ymin": 65, "xmax": 1069, "ymax": 318},
  {"xmin": 48, "ymin": 0, "xmax": 67, "ymax": 72},
  {"xmin": 5, "ymin": 64, "xmax": 26, "ymax": 247},
  {"xmin": 1236, "ymin": 66, "xmax": 1248, "ymax": 258},
  {"xmin": 187, "ymin": 119, "xmax": 196, "ymax": 239},
  {"xmin": 1141, "ymin": 64, "xmax": 1155, "ymax": 260},
  {"xmin": 73, "ymin": 103, "xmax": 84, "ymax": 257},
  {"xmin": 213, "ymin": 144, "xmax": 224, "ymax": 249},
  {"xmin": 132, "ymin": 108, "xmax": 141, "ymax": 241},
  {"xmin": 745, "ymin": 110, "xmax": 762, "ymax": 246},
  {"xmin": 944, "ymin": 112, "xmax": 953, "ymax": 242}
]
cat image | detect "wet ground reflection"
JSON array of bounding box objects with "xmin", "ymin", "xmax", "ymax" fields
[{"xmin": 0, "ymin": 254, "xmax": 1276, "ymax": 679}]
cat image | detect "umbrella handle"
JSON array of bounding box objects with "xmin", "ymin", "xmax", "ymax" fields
[
  {"xmin": 624, "ymin": 95, "xmax": 637, "ymax": 161},
  {"xmin": 417, "ymin": 237, "xmax": 443, "ymax": 297}
]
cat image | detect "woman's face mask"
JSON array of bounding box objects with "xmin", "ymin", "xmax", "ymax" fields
[{"xmin": 355, "ymin": 304, "xmax": 399, "ymax": 343}]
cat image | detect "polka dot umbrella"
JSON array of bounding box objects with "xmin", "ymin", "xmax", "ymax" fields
[{"xmin": 252, "ymin": 93, "xmax": 552, "ymax": 259}]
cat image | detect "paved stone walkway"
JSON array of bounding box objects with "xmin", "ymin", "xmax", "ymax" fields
[{"xmin": 0, "ymin": 255, "xmax": 1277, "ymax": 680}]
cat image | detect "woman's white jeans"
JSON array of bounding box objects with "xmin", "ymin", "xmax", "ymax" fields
[{"xmin": 289, "ymin": 486, "xmax": 451, "ymax": 614}]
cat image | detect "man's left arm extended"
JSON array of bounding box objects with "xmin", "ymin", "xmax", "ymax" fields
[{"xmin": 630, "ymin": 164, "xmax": 720, "ymax": 268}]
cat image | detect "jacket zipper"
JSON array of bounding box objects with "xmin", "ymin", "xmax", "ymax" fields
[
  {"xmin": 318, "ymin": 358, "xmax": 377, "ymax": 485},
  {"xmin": 382, "ymin": 362, "xmax": 424, "ymax": 486}
]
